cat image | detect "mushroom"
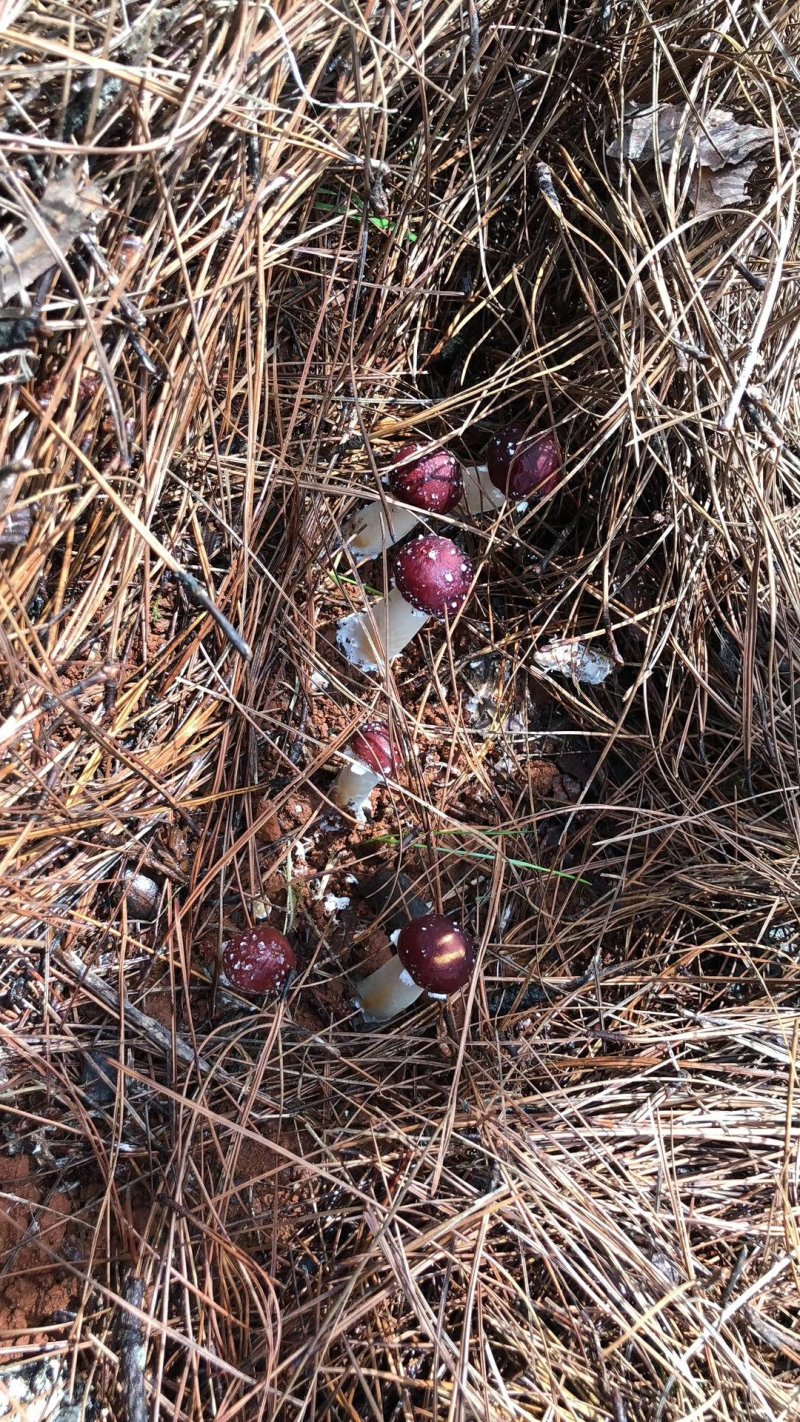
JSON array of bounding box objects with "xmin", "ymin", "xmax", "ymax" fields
[
  {"xmin": 341, "ymin": 445, "xmax": 464, "ymax": 563},
  {"xmin": 460, "ymin": 423, "xmax": 562, "ymax": 511},
  {"xmin": 485, "ymin": 423, "xmax": 562, "ymax": 501},
  {"xmin": 336, "ymin": 534, "xmax": 474, "ymax": 673},
  {"xmin": 329, "ymin": 719, "xmax": 400, "ymax": 822},
  {"xmin": 355, "ymin": 912, "xmax": 477, "ymax": 1021},
  {"xmin": 222, "ymin": 925, "xmax": 297, "ymax": 994}
]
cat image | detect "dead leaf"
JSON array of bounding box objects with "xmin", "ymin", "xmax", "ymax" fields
[
  {"xmin": 0, "ymin": 170, "xmax": 104, "ymax": 303},
  {"xmin": 694, "ymin": 159, "xmax": 758, "ymax": 217},
  {"xmin": 534, "ymin": 640, "xmax": 615, "ymax": 685},
  {"xmin": 608, "ymin": 105, "xmax": 774, "ymax": 170}
]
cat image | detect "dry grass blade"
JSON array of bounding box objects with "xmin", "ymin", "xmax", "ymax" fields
[{"xmin": 1, "ymin": 0, "xmax": 799, "ymax": 1419}]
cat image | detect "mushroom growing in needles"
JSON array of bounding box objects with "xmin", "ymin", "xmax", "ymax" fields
[
  {"xmin": 337, "ymin": 534, "xmax": 474, "ymax": 673},
  {"xmin": 460, "ymin": 422, "xmax": 562, "ymax": 511},
  {"xmin": 486, "ymin": 423, "xmax": 562, "ymax": 501},
  {"xmin": 342, "ymin": 445, "xmax": 464, "ymax": 563},
  {"xmin": 222, "ymin": 925, "xmax": 297, "ymax": 994},
  {"xmin": 329, "ymin": 719, "xmax": 400, "ymax": 822},
  {"xmin": 356, "ymin": 912, "xmax": 477, "ymax": 1021}
]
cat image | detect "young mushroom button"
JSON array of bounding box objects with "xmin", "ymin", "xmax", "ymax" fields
[
  {"xmin": 222, "ymin": 926, "xmax": 297, "ymax": 995},
  {"xmin": 486, "ymin": 423, "xmax": 562, "ymax": 501},
  {"xmin": 356, "ymin": 912, "xmax": 477, "ymax": 1022},
  {"xmin": 329, "ymin": 720, "xmax": 400, "ymax": 822},
  {"xmin": 342, "ymin": 445, "xmax": 464, "ymax": 563},
  {"xmin": 337, "ymin": 535, "xmax": 474, "ymax": 673}
]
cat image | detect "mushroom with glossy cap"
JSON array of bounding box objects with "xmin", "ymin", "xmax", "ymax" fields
[
  {"xmin": 461, "ymin": 421, "xmax": 562, "ymax": 511},
  {"xmin": 355, "ymin": 911, "xmax": 477, "ymax": 1021},
  {"xmin": 341, "ymin": 445, "xmax": 464, "ymax": 563},
  {"xmin": 329, "ymin": 719, "xmax": 400, "ymax": 822},
  {"xmin": 337, "ymin": 534, "xmax": 474, "ymax": 673},
  {"xmin": 486, "ymin": 423, "xmax": 562, "ymax": 501},
  {"xmin": 222, "ymin": 925, "xmax": 297, "ymax": 994}
]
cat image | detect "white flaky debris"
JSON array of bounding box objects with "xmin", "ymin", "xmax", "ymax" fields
[
  {"xmin": 0, "ymin": 1358, "xmax": 65, "ymax": 1421},
  {"xmin": 323, "ymin": 893, "xmax": 351, "ymax": 916},
  {"xmin": 534, "ymin": 639, "xmax": 615, "ymax": 685}
]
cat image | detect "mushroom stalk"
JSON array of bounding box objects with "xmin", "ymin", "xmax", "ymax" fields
[
  {"xmin": 337, "ymin": 586, "xmax": 429, "ymax": 673},
  {"xmin": 462, "ymin": 463, "xmax": 505, "ymax": 513},
  {"xmin": 355, "ymin": 955, "xmax": 424, "ymax": 1021},
  {"xmin": 341, "ymin": 500, "xmax": 421, "ymax": 564},
  {"xmin": 329, "ymin": 758, "xmax": 382, "ymax": 822}
]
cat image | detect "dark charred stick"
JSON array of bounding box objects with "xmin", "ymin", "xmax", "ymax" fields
[
  {"xmin": 178, "ymin": 571, "xmax": 252, "ymax": 660},
  {"xmin": 118, "ymin": 1277, "xmax": 148, "ymax": 1422}
]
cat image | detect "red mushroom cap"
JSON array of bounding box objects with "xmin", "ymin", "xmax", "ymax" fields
[
  {"xmin": 486, "ymin": 423, "xmax": 562, "ymax": 499},
  {"xmin": 393, "ymin": 535, "xmax": 474, "ymax": 618},
  {"xmin": 222, "ymin": 926, "xmax": 297, "ymax": 994},
  {"xmin": 388, "ymin": 445, "xmax": 464, "ymax": 514},
  {"xmin": 349, "ymin": 720, "xmax": 399, "ymax": 776},
  {"xmin": 396, "ymin": 913, "xmax": 476, "ymax": 994}
]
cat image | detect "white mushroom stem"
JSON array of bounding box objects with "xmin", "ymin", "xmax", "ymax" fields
[
  {"xmin": 462, "ymin": 463, "xmax": 505, "ymax": 514},
  {"xmin": 329, "ymin": 757, "xmax": 382, "ymax": 823},
  {"xmin": 336, "ymin": 586, "xmax": 429, "ymax": 672},
  {"xmin": 340, "ymin": 500, "xmax": 421, "ymax": 564},
  {"xmin": 355, "ymin": 955, "xmax": 423, "ymax": 1021}
]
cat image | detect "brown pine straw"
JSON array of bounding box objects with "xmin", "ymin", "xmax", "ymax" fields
[{"xmin": 1, "ymin": 0, "xmax": 799, "ymax": 1418}]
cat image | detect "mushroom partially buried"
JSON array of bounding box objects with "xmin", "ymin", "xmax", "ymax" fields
[
  {"xmin": 222, "ymin": 926, "xmax": 297, "ymax": 995},
  {"xmin": 329, "ymin": 720, "xmax": 401, "ymax": 823},
  {"xmin": 355, "ymin": 912, "xmax": 477, "ymax": 1022},
  {"xmin": 336, "ymin": 534, "xmax": 474, "ymax": 673},
  {"xmin": 341, "ymin": 445, "xmax": 464, "ymax": 563}
]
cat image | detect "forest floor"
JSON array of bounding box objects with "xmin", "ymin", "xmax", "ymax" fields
[{"xmin": 1, "ymin": 1, "xmax": 800, "ymax": 1419}]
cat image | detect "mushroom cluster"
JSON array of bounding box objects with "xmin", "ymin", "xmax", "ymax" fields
[{"xmin": 324, "ymin": 413, "xmax": 564, "ymax": 1024}]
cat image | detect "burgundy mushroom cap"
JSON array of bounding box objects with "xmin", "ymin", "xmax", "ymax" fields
[
  {"xmin": 393, "ymin": 535, "xmax": 474, "ymax": 618},
  {"xmin": 349, "ymin": 720, "xmax": 399, "ymax": 776},
  {"xmin": 388, "ymin": 445, "xmax": 464, "ymax": 514},
  {"xmin": 396, "ymin": 913, "xmax": 476, "ymax": 994},
  {"xmin": 486, "ymin": 423, "xmax": 562, "ymax": 500},
  {"xmin": 222, "ymin": 926, "xmax": 297, "ymax": 994}
]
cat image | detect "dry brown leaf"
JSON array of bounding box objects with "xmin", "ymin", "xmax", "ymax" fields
[
  {"xmin": 0, "ymin": 170, "xmax": 104, "ymax": 302},
  {"xmin": 694, "ymin": 159, "xmax": 758, "ymax": 217},
  {"xmin": 608, "ymin": 104, "xmax": 775, "ymax": 170}
]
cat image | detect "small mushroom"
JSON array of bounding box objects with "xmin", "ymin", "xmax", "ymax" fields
[
  {"xmin": 460, "ymin": 423, "xmax": 562, "ymax": 511},
  {"xmin": 355, "ymin": 912, "xmax": 477, "ymax": 1021},
  {"xmin": 341, "ymin": 445, "xmax": 464, "ymax": 563},
  {"xmin": 486, "ymin": 423, "xmax": 562, "ymax": 501},
  {"xmin": 222, "ymin": 926, "xmax": 297, "ymax": 994},
  {"xmin": 329, "ymin": 719, "xmax": 400, "ymax": 822},
  {"xmin": 120, "ymin": 870, "xmax": 160, "ymax": 921},
  {"xmin": 336, "ymin": 534, "xmax": 474, "ymax": 673}
]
